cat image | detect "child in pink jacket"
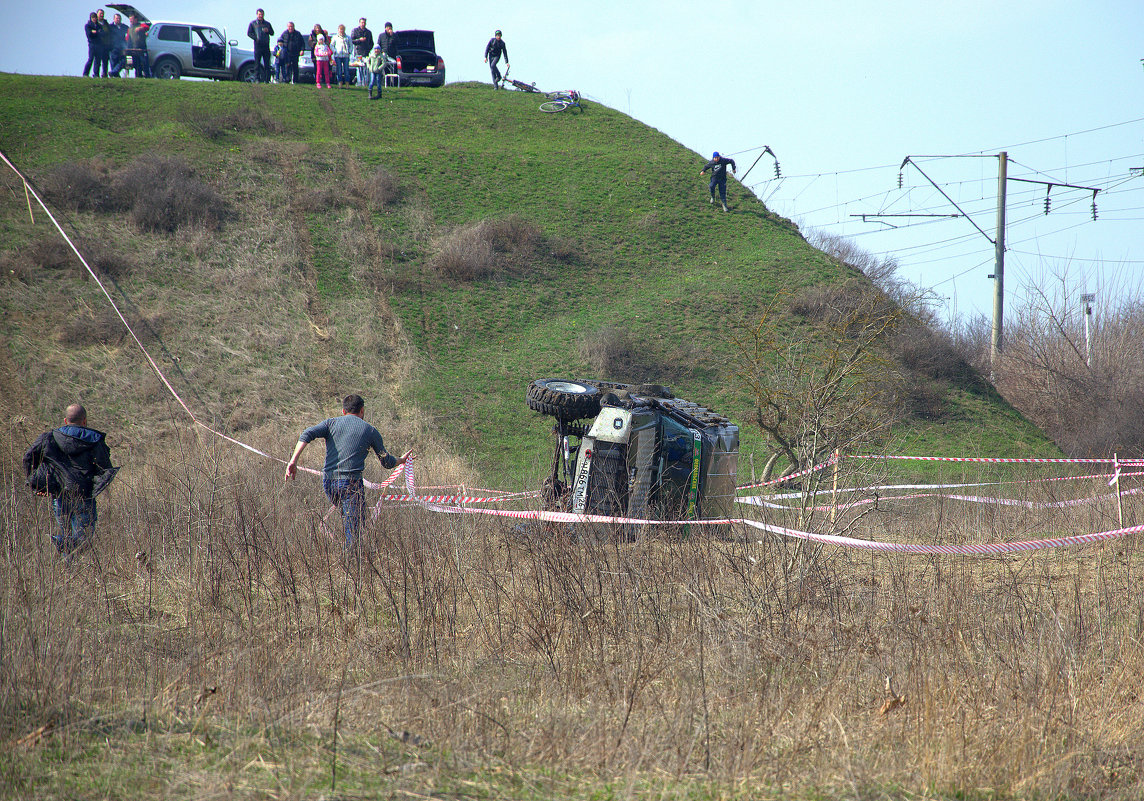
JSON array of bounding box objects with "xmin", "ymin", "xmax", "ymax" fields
[{"xmin": 313, "ymin": 34, "xmax": 333, "ymax": 88}]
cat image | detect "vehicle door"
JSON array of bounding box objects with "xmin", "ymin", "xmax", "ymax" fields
[{"xmin": 191, "ymin": 26, "xmax": 227, "ymax": 74}]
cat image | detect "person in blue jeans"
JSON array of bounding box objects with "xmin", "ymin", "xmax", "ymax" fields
[
  {"xmin": 23, "ymin": 404, "xmax": 118, "ymax": 558},
  {"xmin": 699, "ymin": 151, "xmax": 737, "ymax": 212},
  {"xmin": 285, "ymin": 394, "xmax": 406, "ymax": 547}
]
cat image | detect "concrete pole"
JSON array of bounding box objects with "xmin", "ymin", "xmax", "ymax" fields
[{"xmin": 990, "ymin": 152, "xmax": 1007, "ymax": 373}]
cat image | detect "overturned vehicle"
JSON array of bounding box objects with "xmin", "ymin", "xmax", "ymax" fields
[{"xmin": 526, "ymin": 379, "xmax": 739, "ymax": 521}]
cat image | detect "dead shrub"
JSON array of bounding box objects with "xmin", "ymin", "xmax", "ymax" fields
[
  {"xmin": 180, "ymin": 104, "xmax": 285, "ymax": 140},
  {"xmin": 363, "ymin": 166, "xmax": 401, "ymax": 210},
  {"xmin": 38, "ymin": 160, "xmax": 119, "ymax": 213},
  {"xmin": 432, "ymin": 225, "xmax": 497, "ymax": 281},
  {"xmin": 430, "ymin": 215, "xmax": 543, "ymax": 282},
  {"xmin": 27, "ymin": 235, "xmax": 73, "ymax": 271},
  {"xmin": 0, "ymin": 252, "xmax": 33, "ymax": 283},
  {"xmin": 889, "ymin": 324, "xmax": 972, "ymax": 382},
  {"xmin": 578, "ymin": 326, "xmax": 639, "ymax": 380},
  {"xmin": 548, "ymin": 235, "xmax": 578, "ymax": 264},
  {"xmin": 296, "ymin": 184, "xmax": 345, "ymax": 214},
  {"xmin": 113, "ymin": 155, "xmax": 225, "ymax": 233},
  {"xmin": 577, "ymin": 326, "xmax": 698, "ymax": 384},
  {"xmin": 901, "ymin": 378, "xmax": 947, "ymax": 420},
  {"xmin": 57, "ymin": 308, "xmax": 126, "ymax": 346}
]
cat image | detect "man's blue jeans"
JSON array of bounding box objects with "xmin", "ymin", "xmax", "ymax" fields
[
  {"xmin": 323, "ymin": 477, "xmax": 366, "ymax": 547},
  {"xmin": 51, "ymin": 496, "xmax": 97, "ymax": 554}
]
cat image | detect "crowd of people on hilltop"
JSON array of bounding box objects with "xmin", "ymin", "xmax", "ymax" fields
[
  {"xmin": 82, "ymin": 8, "xmax": 152, "ymax": 78},
  {"xmin": 80, "ymin": 7, "xmax": 512, "ymax": 96},
  {"xmin": 262, "ymin": 16, "xmax": 397, "ymax": 95}
]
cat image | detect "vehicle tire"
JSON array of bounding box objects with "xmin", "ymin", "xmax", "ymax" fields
[
  {"xmin": 153, "ymin": 58, "xmax": 182, "ymax": 80},
  {"xmin": 539, "ymin": 101, "xmax": 566, "ymax": 113},
  {"xmin": 526, "ymin": 379, "xmax": 600, "ymax": 420},
  {"xmin": 238, "ymin": 63, "xmax": 257, "ymax": 83}
]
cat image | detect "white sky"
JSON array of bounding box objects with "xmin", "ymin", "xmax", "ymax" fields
[{"xmin": 4, "ymin": 1, "xmax": 1143, "ymax": 323}]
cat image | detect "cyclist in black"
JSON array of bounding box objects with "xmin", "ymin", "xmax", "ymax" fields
[
  {"xmin": 483, "ymin": 30, "xmax": 508, "ymax": 89},
  {"xmin": 699, "ymin": 152, "xmax": 737, "ymax": 212}
]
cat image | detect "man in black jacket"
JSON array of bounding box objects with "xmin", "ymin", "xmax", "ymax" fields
[
  {"xmin": 95, "ymin": 9, "xmax": 113, "ymax": 77},
  {"xmin": 83, "ymin": 12, "xmax": 102, "ymax": 77},
  {"xmin": 483, "ymin": 30, "xmax": 508, "ymax": 89},
  {"xmin": 23, "ymin": 404, "xmax": 118, "ymax": 557},
  {"xmin": 699, "ymin": 151, "xmax": 737, "ymax": 212},
  {"xmin": 351, "ymin": 18, "xmax": 373, "ymax": 87},
  {"xmin": 247, "ymin": 8, "xmax": 275, "ymax": 83},
  {"xmin": 108, "ymin": 13, "xmax": 129, "ymax": 77},
  {"xmin": 278, "ymin": 21, "xmax": 305, "ymax": 84}
]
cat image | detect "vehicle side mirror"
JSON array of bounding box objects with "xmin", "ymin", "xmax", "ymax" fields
[{"xmin": 229, "ymin": 40, "xmax": 238, "ymax": 46}]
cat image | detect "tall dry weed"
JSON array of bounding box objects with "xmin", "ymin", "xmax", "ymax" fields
[{"xmin": 1, "ymin": 438, "xmax": 1142, "ymax": 797}]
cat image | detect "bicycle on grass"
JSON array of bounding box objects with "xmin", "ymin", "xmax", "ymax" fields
[{"xmin": 539, "ymin": 90, "xmax": 582, "ymax": 113}]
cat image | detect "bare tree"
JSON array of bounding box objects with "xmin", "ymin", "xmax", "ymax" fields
[{"xmin": 735, "ymin": 282, "xmax": 908, "ymax": 473}]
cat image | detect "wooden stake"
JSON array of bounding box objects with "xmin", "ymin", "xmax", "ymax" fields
[
  {"xmin": 831, "ymin": 450, "xmax": 839, "ymax": 525},
  {"xmin": 1114, "ymin": 452, "xmax": 1124, "ymax": 529}
]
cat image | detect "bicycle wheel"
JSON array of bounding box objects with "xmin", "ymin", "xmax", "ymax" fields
[{"xmin": 539, "ymin": 100, "xmax": 566, "ymax": 113}]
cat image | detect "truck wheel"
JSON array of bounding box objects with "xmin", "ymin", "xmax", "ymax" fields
[
  {"xmin": 238, "ymin": 63, "xmax": 257, "ymax": 82},
  {"xmin": 527, "ymin": 379, "xmax": 601, "ymax": 421},
  {"xmin": 154, "ymin": 58, "xmax": 182, "ymax": 80}
]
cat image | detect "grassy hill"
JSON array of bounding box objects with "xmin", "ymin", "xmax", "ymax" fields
[{"xmin": 0, "ymin": 74, "xmax": 1056, "ymax": 483}]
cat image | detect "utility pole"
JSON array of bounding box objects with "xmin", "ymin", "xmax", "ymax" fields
[
  {"xmin": 870, "ymin": 154, "xmax": 1101, "ymax": 379},
  {"xmin": 990, "ymin": 152, "xmax": 1007, "ymax": 370},
  {"xmin": 1081, "ymin": 292, "xmax": 1095, "ymax": 367}
]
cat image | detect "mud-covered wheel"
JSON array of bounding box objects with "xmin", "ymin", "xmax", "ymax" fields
[{"xmin": 526, "ymin": 378, "xmax": 601, "ymax": 420}]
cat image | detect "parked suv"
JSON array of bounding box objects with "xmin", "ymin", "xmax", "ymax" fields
[
  {"xmin": 108, "ymin": 4, "xmax": 258, "ymax": 82},
  {"xmin": 527, "ymin": 379, "xmax": 739, "ymax": 522},
  {"xmin": 386, "ymin": 30, "xmax": 445, "ymax": 87}
]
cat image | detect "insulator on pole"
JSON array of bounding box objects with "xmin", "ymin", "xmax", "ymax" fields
[
  {"xmin": 897, "ymin": 172, "xmax": 903, "ymax": 189},
  {"xmin": 773, "ymin": 161, "xmax": 781, "ymax": 178},
  {"xmin": 1043, "ymin": 186, "xmax": 1051, "ymax": 215}
]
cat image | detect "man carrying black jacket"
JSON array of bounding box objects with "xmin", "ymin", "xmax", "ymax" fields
[
  {"xmin": 23, "ymin": 404, "xmax": 118, "ymax": 558},
  {"xmin": 247, "ymin": 8, "xmax": 275, "ymax": 83}
]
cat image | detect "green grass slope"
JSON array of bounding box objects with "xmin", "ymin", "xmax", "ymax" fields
[{"xmin": 0, "ymin": 75, "xmax": 1056, "ymax": 482}]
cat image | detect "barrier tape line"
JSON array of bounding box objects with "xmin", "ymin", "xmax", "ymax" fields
[{"xmin": 5, "ymin": 150, "xmax": 1139, "ymax": 559}]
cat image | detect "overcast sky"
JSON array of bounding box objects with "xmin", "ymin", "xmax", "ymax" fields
[{"xmin": 3, "ymin": 1, "xmax": 1142, "ymax": 323}]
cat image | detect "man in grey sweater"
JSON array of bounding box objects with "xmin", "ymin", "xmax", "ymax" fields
[{"xmin": 285, "ymin": 394, "xmax": 406, "ymax": 547}]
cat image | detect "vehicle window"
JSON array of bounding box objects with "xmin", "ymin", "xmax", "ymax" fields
[
  {"xmin": 194, "ymin": 27, "xmax": 224, "ymax": 47},
  {"xmin": 157, "ymin": 25, "xmax": 190, "ymax": 43},
  {"xmin": 395, "ymin": 32, "xmax": 434, "ymax": 49}
]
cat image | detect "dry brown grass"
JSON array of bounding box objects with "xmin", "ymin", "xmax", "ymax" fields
[
  {"xmin": 2, "ymin": 437, "xmax": 1142, "ymax": 798},
  {"xmin": 430, "ymin": 215, "xmax": 544, "ymax": 282}
]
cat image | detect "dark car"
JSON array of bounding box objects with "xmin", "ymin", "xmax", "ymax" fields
[{"xmin": 386, "ymin": 30, "xmax": 445, "ymax": 87}]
